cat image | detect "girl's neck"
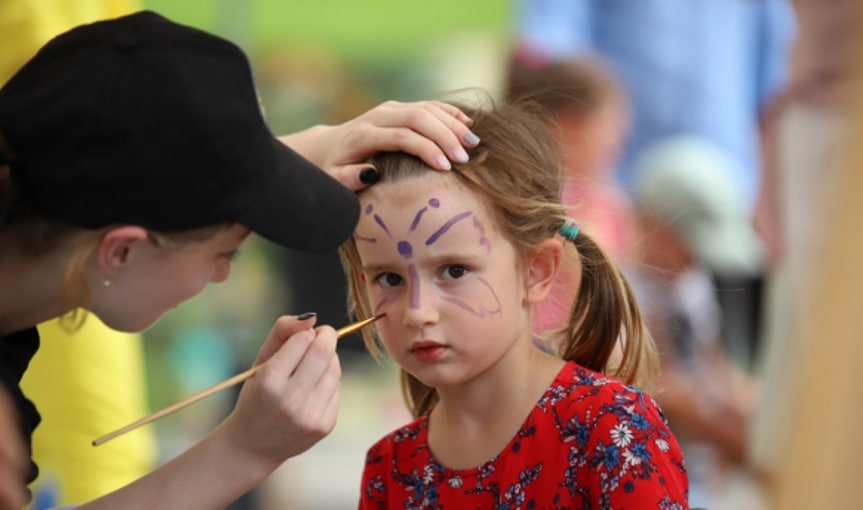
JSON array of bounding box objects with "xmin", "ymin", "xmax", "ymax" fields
[
  {"xmin": 438, "ymin": 347, "xmax": 561, "ymax": 418},
  {"xmin": 427, "ymin": 345, "xmax": 565, "ymax": 469}
]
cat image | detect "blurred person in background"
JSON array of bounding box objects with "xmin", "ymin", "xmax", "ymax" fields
[
  {"xmin": 514, "ymin": 0, "xmax": 797, "ymax": 368},
  {"xmin": 0, "ymin": 1, "xmax": 157, "ymax": 508},
  {"xmin": 751, "ymin": 0, "xmax": 862, "ymax": 501},
  {"xmin": 504, "ymin": 55, "xmax": 636, "ymax": 339},
  {"xmin": 628, "ymin": 136, "xmax": 763, "ymax": 509},
  {"xmin": 767, "ymin": 9, "xmax": 863, "ymax": 507},
  {"xmin": 0, "ymin": 10, "xmax": 479, "ymax": 509},
  {"xmin": 514, "ymin": 0, "xmax": 796, "ymax": 210}
]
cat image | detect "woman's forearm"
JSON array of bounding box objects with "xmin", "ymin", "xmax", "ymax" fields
[{"xmin": 76, "ymin": 422, "xmax": 278, "ymax": 510}]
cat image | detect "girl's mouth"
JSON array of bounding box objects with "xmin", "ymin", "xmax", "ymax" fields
[{"xmin": 410, "ymin": 341, "xmax": 447, "ymax": 362}]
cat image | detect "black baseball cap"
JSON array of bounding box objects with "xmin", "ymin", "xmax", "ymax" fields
[{"xmin": 0, "ymin": 10, "xmax": 359, "ymax": 251}]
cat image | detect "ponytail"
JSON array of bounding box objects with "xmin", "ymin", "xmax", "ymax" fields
[{"xmin": 558, "ymin": 228, "xmax": 658, "ymax": 390}]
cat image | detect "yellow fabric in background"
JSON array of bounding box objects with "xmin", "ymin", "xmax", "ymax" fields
[
  {"xmin": 22, "ymin": 317, "xmax": 157, "ymax": 505},
  {"xmin": 0, "ymin": 0, "xmax": 139, "ymax": 81},
  {"xmin": 2, "ymin": 1, "xmax": 156, "ymax": 505}
]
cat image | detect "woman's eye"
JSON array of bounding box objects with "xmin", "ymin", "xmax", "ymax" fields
[
  {"xmin": 375, "ymin": 272, "xmax": 404, "ymax": 288},
  {"xmin": 442, "ymin": 265, "xmax": 468, "ymax": 280}
]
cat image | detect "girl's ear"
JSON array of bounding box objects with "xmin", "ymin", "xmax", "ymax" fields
[
  {"xmin": 96, "ymin": 226, "xmax": 149, "ymax": 277},
  {"xmin": 525, "ymin": 238, "xmax": 563, "ymax": 304}
]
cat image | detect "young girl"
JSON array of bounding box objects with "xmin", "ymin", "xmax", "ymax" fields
[{"xmin": 341, "ymin": 100, "xmax": 689, "ymax": 509}]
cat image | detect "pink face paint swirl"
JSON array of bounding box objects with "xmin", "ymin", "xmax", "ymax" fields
[{"xmin": 440, "ymin": 276, "xmax": 502, "ymax": 317}]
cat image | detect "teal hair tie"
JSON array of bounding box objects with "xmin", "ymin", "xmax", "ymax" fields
[{"xmin": 560, "ymin": 218, "xmax": 579, "ymax": 241}]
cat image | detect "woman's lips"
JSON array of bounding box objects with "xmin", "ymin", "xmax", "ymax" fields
[{"xmin": 409, "ymin": 341, "xmax": 447, "ymax": 362}]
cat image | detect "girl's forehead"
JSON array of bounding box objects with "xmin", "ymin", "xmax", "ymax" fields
[{"xmin": 360, "ymin": 173, "xmax": 474, "ymax": 210}]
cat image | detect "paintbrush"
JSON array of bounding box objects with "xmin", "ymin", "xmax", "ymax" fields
[{"xmin": 92, "ymin": 313, "xmax": 384, "ymax": 446}]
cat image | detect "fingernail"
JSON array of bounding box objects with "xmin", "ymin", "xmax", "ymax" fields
[
  {"xmin": 359, "ymin": 167, "xmax": 381, "ymax": 184},
  {"xmin": 463, "ymin": 131, "xmax": 480, "ymax": 146},
  {"xmin": 297, "ymin": 312, "xmax": 317, "ymax": 320},
  {"xmin": 454, "ymin": 146, "xmax": 469, "ymax": 164},
  {"xmin": 435, "ymin": 154, "xmax": 452, "ymax": 171}
]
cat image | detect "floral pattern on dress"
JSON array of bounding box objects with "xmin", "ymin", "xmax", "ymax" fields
[{"xmin": 359, "ymin": 362, "xmax": 689, "ymax": 509}]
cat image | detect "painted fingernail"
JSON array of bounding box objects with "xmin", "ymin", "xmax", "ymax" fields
[
  {"xmin": 297, "ymin": 312, "xmax": 317, "ymax": 320},
  {"xmin": 463, "ymin": 131, "xmax": 480, "ymax": 145},
  {"xmin": 454, "ymin": 146, "xmax": 469, "ymax": 164},
  {"xmin": 436, "ymin": 154, "xmax": 452, "ymax": 171},
  {"xmin": 359, "ymin": 167, "xmax": 381, "ymax": 184}
]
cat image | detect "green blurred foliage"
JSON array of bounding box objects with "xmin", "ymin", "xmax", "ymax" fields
[{"xmin": 143, "ymin": 0, "xmax": 511, "ymax": 62}]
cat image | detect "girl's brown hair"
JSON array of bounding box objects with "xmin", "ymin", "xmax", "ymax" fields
[{"xmin": 339, "ymin": 99, "xmax": 657, "ymax": 418}]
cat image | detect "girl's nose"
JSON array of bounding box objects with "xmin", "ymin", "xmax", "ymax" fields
[{"xmin": 402, "ymin": 272, "xmax": 438, "ymax": 328}]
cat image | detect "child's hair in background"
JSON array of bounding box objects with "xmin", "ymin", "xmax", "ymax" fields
[
  {"xmin": 505, "ymin": 53, "xmax": 626, "ymax": 119},
  {"xmin": 339, "ymin": 99, "xmax": 657, "ymax": 418}
]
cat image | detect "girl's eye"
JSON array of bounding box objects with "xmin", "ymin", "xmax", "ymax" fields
[
  {"xmin": 375, "ymin": 272, "xmax": 404, "ymax": 288},
  {"xmin": 442, "ymin": 265, "xmax": 468, "ymax": 280}
]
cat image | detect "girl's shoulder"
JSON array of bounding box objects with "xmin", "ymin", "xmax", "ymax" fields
[
  {"xmin": 536, "ymin": 363, "xmax": 689, "ymax": 505},
  {"xmin": 552, "ymin": 361, "xmax": 644, "ymax": 397},
  {"xmin": 365, "ymin": 413, "xmax": 429, "ymax": 459},
  {"xmin": 543, "ymin": 361, "xmax": 673, "ymax": 435}
]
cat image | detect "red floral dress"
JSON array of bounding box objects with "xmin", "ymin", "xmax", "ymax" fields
[{"xmin": 359, "ymin": 362, "xmax": 689, "ymax": 509}]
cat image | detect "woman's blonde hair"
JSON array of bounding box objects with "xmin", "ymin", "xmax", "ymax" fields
[{"xmin": 339, "ymin": 99, "xmax": 658, "ymax": 418}]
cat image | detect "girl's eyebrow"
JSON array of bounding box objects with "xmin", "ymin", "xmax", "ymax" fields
[
  {"xmin": 361, "ymin": 263, "xmax": 395, "ymax": 275},
  {"xmin": 361, "ymin": 250, "xmax": 481, "ymax": 274}
]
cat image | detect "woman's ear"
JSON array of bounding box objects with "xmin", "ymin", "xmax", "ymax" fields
[
  {"xmin": 525, "ymin": 238, "xmax": 563, "ymax": 304},
  {"xmin": 96, "ymin": 226, "xmax": 149, "ymax": 277}
]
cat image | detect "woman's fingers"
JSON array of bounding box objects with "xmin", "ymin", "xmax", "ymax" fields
[
  {"xmin": 357, "ymin": 101, "xmax": 479, "ymax": 170},
  {"xmin": 228, "ymin": 321, "xmax": 341, "ymax": 463},
  {"xmin": 278, "ymin": 100, "xmax": 480, "ymax": 190},
  {"xmin": 252, "ymin": 314, "xmax": 318, "ymax": 367}
]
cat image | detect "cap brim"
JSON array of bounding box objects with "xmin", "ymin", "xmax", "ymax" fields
[{"xmin": 240, "ymin": 137, "xmax": 360, "ymax": 251}]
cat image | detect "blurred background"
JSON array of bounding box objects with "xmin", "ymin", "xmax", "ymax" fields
[{"xmin": 6, "ymin": 1, "xmax": 860, "ymax": 509}]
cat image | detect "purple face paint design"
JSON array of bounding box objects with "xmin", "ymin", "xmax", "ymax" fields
[
  {"xmin": 373, "ymin": 295, "xmax": 391, "ymax": 315},
  {"xmin": 359, "ymin": 194, "xmax": 501, "ymax": 318},
  {"xmin": 441, "ymin": 276, "xmax": 501, "ymax": 317},
  {"xmin": 408, "ymin": 265, "xmax": 421, "ymax": 309},
  {"xmin": 473, "ymin": 217, "xmax": 491, "ymax": 254},
  {"xmin": 425, "ymin": 211, "xmax": 472, "ymax": 246},
  {"xmin": 397, "ymin": 241, "xmax": 412, "ymax": 258}
]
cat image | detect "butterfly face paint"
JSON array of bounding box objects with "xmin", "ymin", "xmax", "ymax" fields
[
  {"xmin": 358, "ymin": 197, "xmax": 502, "ymax": 319},
  {"xmin": 354, "ymin": 173, "xmax": 532, "ymax": 384}
]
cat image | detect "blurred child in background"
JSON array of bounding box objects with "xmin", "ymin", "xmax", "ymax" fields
[
  {"xmin": 628, "ymin": 136, "xmax": 763, "ymax": 509},
  {"xmin": 506, "ymin": 55, "xmax": 636, "ymax": 338}
]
